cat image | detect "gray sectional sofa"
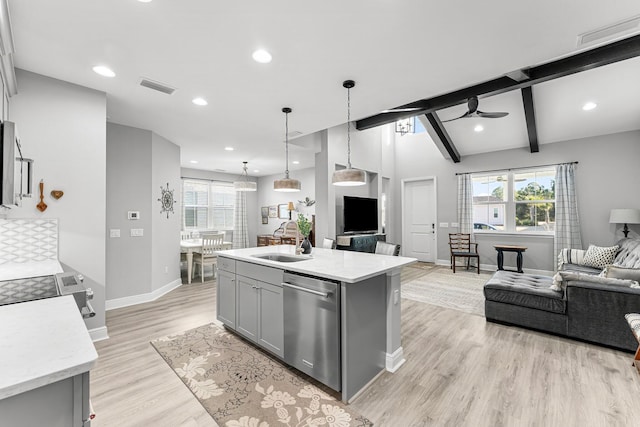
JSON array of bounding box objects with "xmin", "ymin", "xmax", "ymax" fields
[{"xmin": 484, "ymin": 238, "xmax": 640, "ymax": 352}]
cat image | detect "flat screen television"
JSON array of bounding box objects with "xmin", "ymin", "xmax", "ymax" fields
[{"xmin": 343, "ymin": 196, "xmax": 378, "ymax": 234}]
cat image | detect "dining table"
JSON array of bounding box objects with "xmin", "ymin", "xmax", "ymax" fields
[{"xmin": 180, "ymin": 238, "xmax": 232, "ymax": 284}]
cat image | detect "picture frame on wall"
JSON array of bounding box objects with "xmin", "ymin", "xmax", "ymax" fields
[
  {"xmin": 262, "ymin": 216, "xmax": 268, "ymax": 224},
  {"xmin": 278, "ymin": 204, "xmax": 289, "ymax": 219},
  {"xmin": 261, "ymin": 206, "xmax": 269, "ymax": 218},
  {"xmin": 268, "ymin": 206, "xmax": 277, "ymax": 218}
]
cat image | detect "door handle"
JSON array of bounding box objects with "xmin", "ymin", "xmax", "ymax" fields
[{"xmin": 282, "ymin": 282, "xmax": 331, "ymax": 298}]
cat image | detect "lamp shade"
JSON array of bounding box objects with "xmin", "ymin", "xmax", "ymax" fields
[
  {"xmin": 287, "ymin": 202, "xmax": 295, "ymax": 211},
  {"xmin": 332, "ymin": 168, "xmax": 366, "ymax": 186},
  {"xmin": 609, "ymin": 209, "xmax": 640, "ymax": 224},
  {"xmin": 234, "ymin": 181, "xmax": 257, "ymax": 191},
  {"xmin": 273, "ymin": 177, "xmax": 301, "ymax": 192}
]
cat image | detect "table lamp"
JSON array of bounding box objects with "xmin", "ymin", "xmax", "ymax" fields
[
  {"xmin": 609, "ymin": 209, "xmax": 640, "ymax": 237},
  {"xmin": 288, "ymin": 202, "xmax": 295, "ymax": 220}
]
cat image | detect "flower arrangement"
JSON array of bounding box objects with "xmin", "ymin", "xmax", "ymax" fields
[{"xmin": 296, "ymin": 214, "xmax": 312, "ymax": 237}]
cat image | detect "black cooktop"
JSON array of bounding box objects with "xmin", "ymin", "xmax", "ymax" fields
[{"xmin": 0, "ymin": 275, "xmax": 59, "ymax": 306}]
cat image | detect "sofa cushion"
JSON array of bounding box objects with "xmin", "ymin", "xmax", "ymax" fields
[
  {"xmin": 557, "ymin": 248, "xmax": 586, "ymax": 270},
  {"xmin": 560, "ymin": 263, "xmax": 602, "ymax": 275},
  {"xmin": 625, "ymin": 313, "xmax": 640, "ymax": 341},
  {"xmin": 582, "ymin": 244, "xmax": 619, "ymax": 269},
  {"xmin": 614, "ymin": 239, "xmax": 640, "ymax": 269},
  {"xmin": 601, "ymin": 265, "xmax": 640, "ymax": 287},
  {"xmin": 484, "ymin": 271, "xmax": 565, "ymax": 314}
]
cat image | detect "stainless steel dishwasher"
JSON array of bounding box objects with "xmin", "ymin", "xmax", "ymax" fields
[{"xmin": 282, "ymin": 272, "xmax": 341, "ymax": 391}]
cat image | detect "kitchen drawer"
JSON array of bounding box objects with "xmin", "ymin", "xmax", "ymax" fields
[
  {"xmin": 218, "ymin": 256, "xmax": 236, "ymax": 273},
  {"xmin": 236, "ymin": 260, "xmax": 283, "ymax": 286}
]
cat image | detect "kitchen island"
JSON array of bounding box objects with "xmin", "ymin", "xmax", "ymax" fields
[
  {"xmin": 216, "ymin": 245, "xmax": 416, "ymax": 402},
  {"xmin": 0, "ymin": 295, "xmax": 97, "ymax": 426}
]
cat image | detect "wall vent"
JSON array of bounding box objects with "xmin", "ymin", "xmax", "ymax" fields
[
  {"xmin": 139, "ymin": 77, "xmax": 176, "ymax": 95},
  {"xmin": 577, "ymin": 16, "xmax": 640, "ymax": 47}
]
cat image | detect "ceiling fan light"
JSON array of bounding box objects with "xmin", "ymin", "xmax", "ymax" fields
[
  {"xmin": 274, "ymin": 177, "xmax": 301, "ymax": 192},
  {"xmin": 332, "ymin": 168, "xmax": 366, "ymax": 186}
]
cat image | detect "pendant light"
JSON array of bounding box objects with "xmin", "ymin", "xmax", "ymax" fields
[
  {"xmin": 332, "ymin": 80, "xmax": 366, "ymax": 186},
  {"xmin": 233, "ymin": 161, "xmax": 257, "ymax": 191},
  {"xmin": 274, "ymin": 107, "xmax": 301, "ymax": 192}
]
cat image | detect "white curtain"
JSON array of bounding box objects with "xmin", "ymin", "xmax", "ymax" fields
[
  {"xmin": 457, "ymin": 173, "xmax": 473, "ymax": 234},
  {"xmin": 554, "ymin": 163, "xmax": 582, "ymax": 266},
  {"xmin": 233, "ymin": 191, "xmax": 249, "ymax": 249}
]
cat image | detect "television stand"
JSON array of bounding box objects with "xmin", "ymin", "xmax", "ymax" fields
[{"xmin": 336, "ymin": 233, "xmax": 385, "ymax": 253}]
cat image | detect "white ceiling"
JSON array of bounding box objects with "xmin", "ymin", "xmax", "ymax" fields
[{"xmin": 7, "ymin": 0, "xmax": 640, "ymax": 175}]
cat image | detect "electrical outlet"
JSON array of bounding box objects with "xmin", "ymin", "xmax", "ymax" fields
[
  {"xmin": 164, "ymin": 266, "xmax": 168, "ymax": 274},
  {"xmin": 394, "ymin": 289, "xmax": 400, "ymax": 305},
  {"xmin": 109, "ymin": 229, "xmax": 120, "ymax": 238}
]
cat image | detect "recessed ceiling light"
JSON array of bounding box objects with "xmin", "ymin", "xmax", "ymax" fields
[
  {"xmin": 189, "ymin": 160, "xmax": 198, "ymax": 164},
  {"xmin": 253, "ymin": 169, "xmax": 260, "ymax": 173},
  {"xmin": 252, "ymin": 49, "xmax": 272, "ymax": 64},
  {"xmin": 582, "ymin": 102, "xmax": 597, "ymax": 111},
  {"xmin": 192, "ymin": 97, "xmax": 208, "ymax": 106},
  {"xmin": 292, "ymin": 160, "xmax": 300, "ymax": 165},
  {"xmin": 92, "ymin": 65, "xmax": 115, "ymax": 78},
  {"xmin": 138, "ymin": 0, "xmax": 152, "ymax": 3},
  {"xmin": 224, "ymin": 147, "xmax": 234, "ymax": 151},
  {"xmin": 474, "ymin": 124, "xmax": 484, "ymax": 132}
]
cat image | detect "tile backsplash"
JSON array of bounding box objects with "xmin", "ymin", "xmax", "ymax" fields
[{"xmin": 0, "ymin": 219, "xmax": 58, "ymax": 264}]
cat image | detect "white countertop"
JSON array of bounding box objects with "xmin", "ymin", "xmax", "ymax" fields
[
  {"xmin": 0, "ymin": 260, "xmax": 64, "ymax": 282},
  {"xmin": 219, "ymin": 245, "xmax": 416, "ymax": 283},
  {"xmin": 0, "ymin": 296, "xmax": 98, "ymax": 400}
]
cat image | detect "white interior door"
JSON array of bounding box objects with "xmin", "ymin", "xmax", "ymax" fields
[{"xmin": 403, "ymin": 179, "xmax": 435, "ymax": 262}]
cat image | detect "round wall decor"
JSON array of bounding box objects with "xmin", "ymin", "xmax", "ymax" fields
[{"xmin": 158, "ymin": 182, "xmax": 176, "ymax": 218}]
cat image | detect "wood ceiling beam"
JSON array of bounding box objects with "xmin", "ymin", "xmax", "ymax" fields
[
  {"xmin": 356, "ymin": 34, "xmax": 640, "ymax": 131},
  {"xmin": 521, "ymin": 86, "xmax": 539, "ymax": 153},
  {"xmin": 424, "ymin": 112, "xmax": 460, "ymax": 163}
]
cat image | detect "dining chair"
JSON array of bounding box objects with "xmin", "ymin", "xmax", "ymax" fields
[
  {"xmin": 193, "ymin": 232, "xmax": 225, "ymax": 282},
  {"xmin": 375, "ymin": 241, "xmax": 401, "ymax": 256},
  {"xmin": 449, "ymin": 233, "xmax": 480, "ymax": 274},
  {"xmin": 322, "ymin": 238, "xmax": 336, "ymax": 249},
  {"xmin": 180, "ymin": 230, "xmax": 192, "ymax": 241}
]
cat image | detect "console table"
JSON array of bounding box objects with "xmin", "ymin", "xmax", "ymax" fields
[{"xmin": 494, "ymin": 244, "xmax": 527, "ymax": 273}]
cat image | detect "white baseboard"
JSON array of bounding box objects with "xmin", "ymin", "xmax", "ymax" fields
[
  {"xmin": 88, "ymin": 326, "xmax": 109, "ymax": 342},
  {"xmin": 385, "ymin": 347, "xmax": 406, "ymax": 373},
  {"xmin": 436, "ymin": 259, "xmax": 553, "ymax": 276},
  {"xmin": 106, "ymin": 278, "xmax": 182, "ymax": 311}
]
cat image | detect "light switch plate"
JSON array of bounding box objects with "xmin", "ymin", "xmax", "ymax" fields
[
  {"xmin": 130, "ymin": 228, "xmax": 144, "ymax": 237},
  {"xmin": 451, "ymin": 222, "xmax": 459, "ymax": 228},
  {"xmin": 439, "ymin": 222, "xmax": 449, "ymax": 228},
  {"xmin": 109, "ymin": 229, "xmax": 120, "ymax": 238}
]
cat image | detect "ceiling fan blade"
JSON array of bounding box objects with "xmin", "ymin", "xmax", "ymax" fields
[
  {"xmin": 441, "ymin": 110, "xmax": 472, "ymax": 123},
  {"xmin": 380, "ymin": 107, "xmax": 423, "ymax": 113},
  {"xmin": 476, "ymin": 110, "xmax": 509, "ymax": 118},
  {"xmin": 467, "ymin": 96, "xmax": 479, "ymax": 114}
]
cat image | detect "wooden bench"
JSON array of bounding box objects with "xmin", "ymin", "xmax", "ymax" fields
[{"xmin": 625, "ymin": 313, "xmax": 640, "ymax": 374}]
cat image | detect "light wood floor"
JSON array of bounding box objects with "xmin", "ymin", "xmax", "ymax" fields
[{"xmin": 91, "ymin": 265, "xmax": 640, "ymax": 427}]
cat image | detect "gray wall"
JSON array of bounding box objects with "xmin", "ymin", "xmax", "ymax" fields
[
  {"xmin": 393, "ymin": 129, "xmax": 640, "ymax": 273},
  {"xmin": 151, "ymin": 133, "xmax": 181, "ymax": 291},
  {"xmin": 106, "ymin": 123, "xmax": 181, "ymax": 302},
  {"xmin": 257, "ymin": 167, "xmax": 316, "ymax": 240},
  {"xmin": 7, "ymin": 70, "xmax": 107, "ymax": 333},
  {"xmin": 106, "ymin": 123, "xmax": 152, "ymax": 300}
]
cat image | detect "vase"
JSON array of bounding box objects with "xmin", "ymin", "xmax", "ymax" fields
[{"xmin": 300, "ymin": 237, "xmax": 312, "ymax": 254}]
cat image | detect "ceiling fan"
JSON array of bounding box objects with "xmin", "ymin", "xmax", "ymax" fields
[{"xmin": 441, "ymin": 96, "xmax": 509, "ymax": 123}]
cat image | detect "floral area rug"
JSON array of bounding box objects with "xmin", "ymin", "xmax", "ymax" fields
[{"xmin": 151, "ymin": 323, "xmax": 373, "ymax": 427}]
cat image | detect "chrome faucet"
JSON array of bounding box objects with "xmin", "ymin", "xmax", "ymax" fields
[{"xmin": 284, "ymin": 220, "xmax": 302, "ymax": 255}]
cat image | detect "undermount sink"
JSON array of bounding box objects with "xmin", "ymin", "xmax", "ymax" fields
[{"xmin": 251, "ymin": 253, "xmax": 309, "ymax": 263}]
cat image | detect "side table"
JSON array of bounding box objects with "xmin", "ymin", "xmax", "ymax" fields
[{"xmin": 494, "ymin": 245, "xmax": 527, "ymax": 273}]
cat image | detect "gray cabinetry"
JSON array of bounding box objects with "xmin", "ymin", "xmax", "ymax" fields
[
  {"xmin": 220, "ymin": 259, "xmax": 284, "ymax": 358},
  {"xmin": 216, "ymin": 269, "xmax": 236, "ymax": 328}
]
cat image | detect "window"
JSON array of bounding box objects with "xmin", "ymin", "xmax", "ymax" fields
[
  {"xmin": 182, "ymin": 179, "xmax": 235, "ymax": 230},
  {"xmin": 472, "ymin": 167, "xmax": 555, "ymax": 233}
]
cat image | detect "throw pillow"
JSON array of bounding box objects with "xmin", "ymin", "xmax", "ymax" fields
[
  {"xmin": 581, "ymin": 244, "xmax": 619, "ymax": 269},
  {"xmin": 601, "ymin": 265, "xmax": 640, "ymax": 283},
  {"xmin": 551, "ymin": 270, "xmax": 639, "ymax": 289},
  {"xmin": 557, "ymin": 248, "xmax": 586, "ymax": 269}
]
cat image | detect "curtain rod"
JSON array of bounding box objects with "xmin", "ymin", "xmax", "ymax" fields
[
  {"xmin": 455, "ymin": 161, "xmax": 578, "ymax": 176},
  {"xmin": 181, "ymin": 176, "xmax": 235, "ymax": 184}
]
